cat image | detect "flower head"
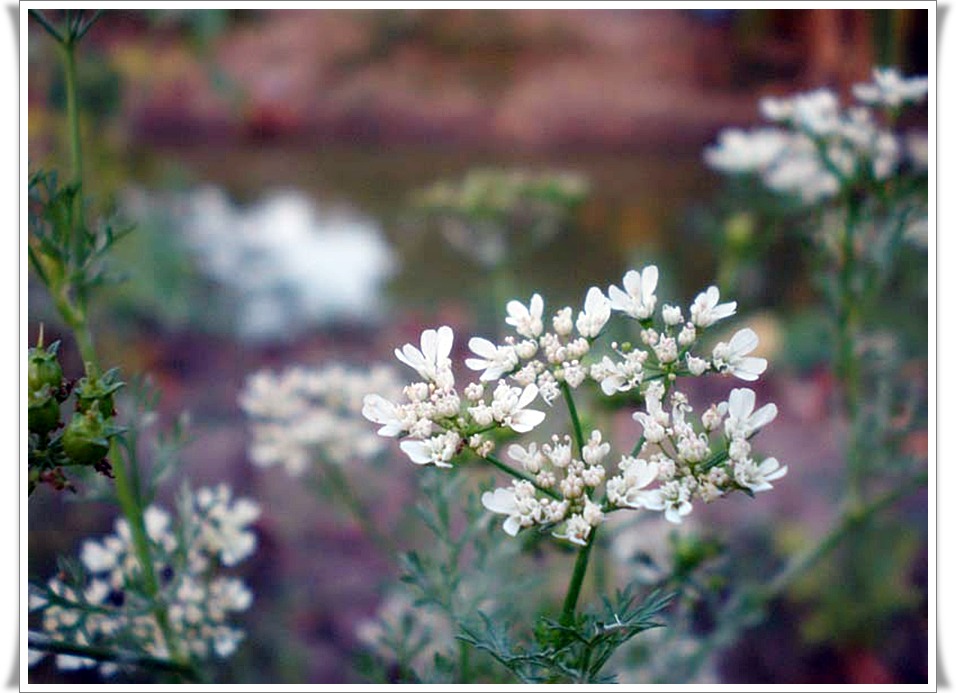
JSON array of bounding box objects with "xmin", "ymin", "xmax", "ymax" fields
[
  {"xmin": 608, "ymin": 266, "xmax": 659, "ymax": 320},
  {"xmin": 690, "ymin": 286, "xmax": 737, "ymax": 328},
  {"xmin": 505, "ymin": 293, "xmax": 545, "ymax": 338},
  {"xmin": 712, "ymin": 328, "xmax": 767, "ymax": 381},
  {"xmin": 576, "ymin": 287, "xmax": 611, "ymax": 338},
  {"xmin": 394, "ymin": 326, "xmax": 455, "ymax": 387}
]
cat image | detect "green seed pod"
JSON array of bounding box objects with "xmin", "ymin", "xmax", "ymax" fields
[
  {"xmin": 28, "ymin": 387, "xmax": 60, "ymax": 436},
  {"xmin": 62, "ymin": 410, "xmax": 110, "ymax": 465},
  {"xmin": 28, "ymin": 342, "xmax": 63, "ymax": 394},
  {"xmin": 74, "ymin": 369, "xmax": 124, "ymax": 418}
]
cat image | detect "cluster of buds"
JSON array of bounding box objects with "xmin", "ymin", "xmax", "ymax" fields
[
  {"xmin": 364, "ymin": 266, "xmax": 785, "ymax": 546},
  {"xmin": 30, "ymin": 485, "xmax": 260, "ymax": 675},
  {"xmin": 28, "ymin": 332, "xmax": 124, "ymax": 493}
]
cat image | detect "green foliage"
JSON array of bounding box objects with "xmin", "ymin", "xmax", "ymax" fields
[
  {"xmin": 29, "ymin": 170, "xmax": 133, "ymax": 322},
  {"xmin": 459, "ymin": 587, "xmax": 672, "ymax": 683}
]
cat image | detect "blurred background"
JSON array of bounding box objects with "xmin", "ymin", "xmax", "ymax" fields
[{"xmin": 27, "ymin": 8, "xmax": 929, "ymax": 684}]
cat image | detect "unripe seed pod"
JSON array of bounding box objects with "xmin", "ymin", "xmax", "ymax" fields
[
  {"xmin": 28, "ymin": 342, "xmax": 63, "ymax": 394},
  {"xmin": 74, "ymin": 370, "xmax": 123, "ymax": 418},
  {"xmin": 62, "ymin": 410, "xmax": 110, "ymax": 465},
  {"xmin": 28, "ymin": 387, "xmax": 60, "ymax": 436}
]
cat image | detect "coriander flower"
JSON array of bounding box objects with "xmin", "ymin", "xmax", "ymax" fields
[
  {"xmin": 400, "ymin": 431, "xmax": 462, "ymax": 468},
  {"xmin": 852, "ymin": 67, "xmax": 928, "ymax": 107},
  {"xmin": 690, "ymin": 286, "xmax": 737, "ymax": 328},
  {"xmin": 394, "ymin": 326, "xmax": 455, "ymax": 387},
  {"xmin": 734, "ymin": 456, "xmax": 788, "ymax": 493},
  {"xmin": 490, "ymin": 382, "xmax": 546, "ymax": 432},
  {"xmin": 703, "ymin": 128, "xmax": 789, "ymax": 173},
  {"xmin": 608, "ymin": 266, "xmax": 659, "ymax": 320},
  {"xmin": 576, "ymin": 287, "xmax": 611, "ymax": 338},
  {"xmin": 505, "ymin": 293, "xmax": 545, "ymax": 338},
  {"xmin": 465, "ymin": 337, "xmax": 519, "ymax": 381},
  {"xmin": 362, "ymin": 394, "xmax": 405, "ymax": 437},
  {"xmin": 711, "ymin": 328, "xmax": 768, "ymax": 381},
  {"xmin": 723, "ymin": 388, "xmax": 778, "ymax": 439}
]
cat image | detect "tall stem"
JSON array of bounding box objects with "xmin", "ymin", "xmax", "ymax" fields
[
  {"xmin": 836, "ymin": 196, "xmax": 864, "ymax": 508},
  {"xmin": 560, "ymin": 381, "xmax": 586, "ymax": 456},
  {"xmin": 560, "ymin": 530, "xmax": 596, "ymax": 627},
  {"xmin": 45, "ymin": 21, "xmax": 189, "ymax": 672}
]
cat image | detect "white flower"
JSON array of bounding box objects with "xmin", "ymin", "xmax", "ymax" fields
[
  {"xmin": 508, "ymin": 442, "xmax": 544, "ymax": 474},
  {"xmin": 690, "ymin": 286, "xmax": 737, "ymax": 328},
  {"xmin": 465, "ymin": 337, "xmax": 519, "ymax": 381},
  {"xmin": 711, "ymin": 328, "xmax": 768, "ymax": 381},
  {"xmin": 723, "ymin": 388, "xmax": 778, "ymax": 439},
  {"xmin": 575, "ymin": 287, "xmax": 611, "ymax": 338},
  {"xmin": 686, "ymin": 354, "xmax": 709, "ymax": 376},
  {"xmin": 735, "ymin": 456, "xmax": 788, "ymax": 492},
  {"xmin": 362, "ymin": 394, "xmax": 405, "ymax": 436},
  {"xmin": 482, "ymin": 480, "xmax": 538, "ymax": 536},
  {"xmin": 552, "ymin": 307, "xmax": 574, "ymax": 336},
  {"xmin": 762, "ymin": 89, "xmax": 840, "ymax": 136},
  {"xmin": 490, "ymin": 382, "xmax": 546, "ymax": 433},
  {"xmin": 591, "ymin": 354, "xmax": 643, "ymax": 396},
  {"xmin": 660, "ymin": 481, "xmax": 693, "ymax": 524},
  {"xmin": 662, "ymin": 304, "xmax": 683, "ymax": 326},
  {"xmin": 394, "ymin": 326, "xmax": 454, "ymax": 387},
  {"xmin": 581, "ymin": 430, "xmax": 610, "ymax": 466},
  {"xmin": 853, "ymin": 67, "xmax": 928, "ymax": 108},
  {"xmin": 555, "ymin": 513, "xmax": 592, "ymax": 546},
  {"xmin": 704, "ymin": 128, "xmax": 789, "ymax": 173},
  {"xmin": 399, "ymin": 431, "xmax": 461, "ymax": 468},
  {"xmin": 505, "ymin": 293, "xmax": 545, "ymax": 338},
  {"xmin": 608, "ymin": 457, "xmax": 665, "ymax": 511},
  {"xmin": 608, "ymin": 266, "xmax": 659, "ymax": 320}
]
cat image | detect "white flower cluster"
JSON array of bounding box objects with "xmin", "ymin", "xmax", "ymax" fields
[
  {"xmin": 30, "ymin": 485, "xmax": 260, "ymax": 676},
  {"xmin": 704, "ymin": 67, "xmax": 928, "ymax": 203},
  {"xmin": 240, "ymin": 363, "xmax": 404, "ymax": 475},
  {"xmin": 364, "ymin": 266, "xmax": 785, "ymax": 546}
]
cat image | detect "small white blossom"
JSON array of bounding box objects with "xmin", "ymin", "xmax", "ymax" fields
[
  {"xmin": 735, "ymin": 456, "xmax": 788, "ymax": 492},
  {"xmin": 400, "ymin": 431, "xmax": 461, "ymax": 468},
  {"xmin": 690, "ymin": 286, "xmax": 737, "ymax": 328},
  {"xmin": 662, "ymin": 304, "xmax": 683, "ymax": 326},
  {"xmin": 608, "ymin": 266, "xmax": 659, "ymax": 320},
  {"xmin": 576, "ymin": 287, "xmax": 611, "ymax": 338},
  {"xmin": 711, "ymin": 328, "xmax": 768, "ymax": 381},
  {"xmin": 394, "ymin": 326, "xmax": 455, "ymax": 388},
  {"xmin": 490, "ymin": 382, "xmax": 546, "ymax": 433},
  {"xmin": 723, "ymin": 388, "xmax": 778, "ymax": 439},
  {"xmin": 465, "ymin": 337, "xmax": 519, "ymax": 381},
  {"xmin": 552, "ymin": 307, "xmax": 574, "ymax": 336},
  {"xmin": 852, "ymin": 67, "xmax": 928, "ymax": 107},
  {"xmin": 686, "ymin": 354, "xmax": 709, "ymax": 376},
  {"xmin": 506, "ymin": 293, "xmax": 545, "ymax": 338}
]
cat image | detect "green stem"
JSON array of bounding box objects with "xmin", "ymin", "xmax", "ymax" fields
[
  {"xmin": 61, "ymin": 39, "xmax": 83, "ymax": 191},
  {"xmin": 763, "ymin": 470, "xmax": 926, "ymax": 598},
  {"xmin": 560, "ymin": 381, "xmax": 586, "ymax": 457},
  {"xmin": 559, "ymin": 529, "xmax": 597, "ymax": 627},
  {"xmin": 39, "ymin": 22, "xmax": 187, "ymax": 668},
  {"xmin": 483, "ymin": 453, "xmax": 561, "ymax": 500},
  {"xmin": 307, "ymin": 461, "xmax": 392, "ymax": 553},
  {"xmin": 28, "ymin": 632, "xmax": 199, "ymax": 680},
  {"xmin": 836, "ymin": 195, "xmax": 864, "ymax": 507}
]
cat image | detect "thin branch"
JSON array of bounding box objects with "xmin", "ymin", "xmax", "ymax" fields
[
  {"xmin": 28, "ymin": 632, "xmax": 199, "ymax": 678},
  {"xmin": 28, "ymin": 10, "xmax": 64, "ymax": 43}
]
